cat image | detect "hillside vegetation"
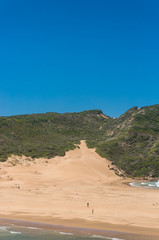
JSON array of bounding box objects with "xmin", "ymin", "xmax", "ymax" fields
[{"xmin": 0, "ymin": 105, "xmax": 159, "ymax": 177}]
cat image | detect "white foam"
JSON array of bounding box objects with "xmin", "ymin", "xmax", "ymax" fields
[
  {"xmin": 130, "ymin": 180, "xmax": 159, "ymax": 189},
  {"xmin": 0, "ymin": 225, "xmax": 21, "ymax": 235},
  {"xmin": 129, "ymin": 182, "xmax": 135, "ymax": 186},
  {"xmin": 155, "ymin": 180, "xmax": 159, "ymax": 187},
  {"xmin": 148, "ymin": 184, "xmax": 154, "ymax": 186},
  {"xmin": 24, "ymin": 226, "xmax": 41, "ymax": 230},
  {"xmin": 91, "ymin": 235, "xmax": 111, "ymax": 239},
  {"xmin": 112, "ymin": 238, "xmax": 124, "ymax": 240},
  {"xmin": 59, "ymin": 231, "xmax": 73, "ymax": 235},
  {"xmin": 0, "ymin": 226, "xmax": 9, "ymax": 232},
  {"xmin": 91, "ymin": 235, "xmax": 124, "ymax": 240},
  {"xmin": 10, "ymin": 231, "xmax": 21, "ymax": 234},
  {"xmin": 129, "ymin": 182, "xmax": 141, "ymax": 188}
]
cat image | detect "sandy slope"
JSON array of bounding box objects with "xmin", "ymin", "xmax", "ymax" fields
[{"xmin": 0, "ymin": 141, "xmax": 159, "ymax": 237}]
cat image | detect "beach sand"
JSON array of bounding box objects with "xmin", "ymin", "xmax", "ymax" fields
[{"xmin": 0, "ymin": 141, "xmax": 158, "ymax": 239}]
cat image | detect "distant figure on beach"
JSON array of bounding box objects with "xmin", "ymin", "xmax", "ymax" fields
[
  {"xmin": 87, "ymin": 202, "xmax": 89, "ymax": 208},
  {"xmin": 92, "ymin": 209, "xmax": 94, "ymax": 214}
]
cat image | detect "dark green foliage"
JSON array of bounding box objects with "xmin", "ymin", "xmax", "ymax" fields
[{"xmin": 0, "ymin": 105, "xmax": 159, "ymax": 177}]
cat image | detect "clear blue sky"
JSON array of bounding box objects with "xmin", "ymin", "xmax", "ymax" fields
[{"xmin": 0, "ymin": 0, "xmax": 159, "ymax": 117}]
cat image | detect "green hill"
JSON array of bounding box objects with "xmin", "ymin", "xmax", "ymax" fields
[{"xmin": 0, "ymin": 105, "xmax": 159, "ymax": 177}]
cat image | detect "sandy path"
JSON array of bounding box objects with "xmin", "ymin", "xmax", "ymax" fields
[{"xmin": 0, "ymin": 141, "xmax": 158, "ymax": 238}]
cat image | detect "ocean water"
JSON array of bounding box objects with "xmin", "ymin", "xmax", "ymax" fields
[
  {"xmin": 0, "ymin": 225, "xmax": 124, "ymax": 240},
  {"xmin": 130, "ymin": 180, "xmax": 159, "ymax": 189}
]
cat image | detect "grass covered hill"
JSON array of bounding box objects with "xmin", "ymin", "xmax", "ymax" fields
[{"xmin": 0, "ymin": 105, "xmax": 159, "ymax": 177}]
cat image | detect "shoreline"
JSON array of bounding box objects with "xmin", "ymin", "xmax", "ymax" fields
[
  {"xmin": 0, "ymin": 216, "xmax": 159, "ymax": 240},
  {"xmin": 0, "ymin": 141, "xmax": 159, "ymax": 240}
]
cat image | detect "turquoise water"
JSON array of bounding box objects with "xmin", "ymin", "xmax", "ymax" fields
[
  {"xmin": 0, "ymin": 225, "xmax": 124, "ymax": 240},
  {"xmin": 130, "ymin": 180, "xmax": 159, "ymax": 189}
]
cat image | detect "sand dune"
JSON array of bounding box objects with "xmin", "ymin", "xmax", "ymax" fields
[{"xmin": 0, "ymin": 141, "xmax": 158, "ymax": 238}]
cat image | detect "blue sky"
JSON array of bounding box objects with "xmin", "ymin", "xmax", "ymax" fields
[{"xmin": 0, "ymin": 0, "xmax": 159, "ymax": 117}]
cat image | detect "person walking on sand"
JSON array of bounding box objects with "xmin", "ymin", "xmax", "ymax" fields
[
  {"xmin": 87, "ymin": 202, "xmax": 89, "ymax": 208},
  {"xmin": 92, "ymin": 209, "xmax": 94, "ymax": 214}
]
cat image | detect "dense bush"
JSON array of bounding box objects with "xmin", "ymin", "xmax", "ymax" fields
[{"xmin": 0, "ymin": 105, "xmax": 159, "ymax": 177}]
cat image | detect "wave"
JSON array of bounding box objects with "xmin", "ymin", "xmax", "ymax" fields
[
  {"xmin": 156, "ymin": 180, "xmax": 159, "ymax": 187},
  {"xmin": 91, "ymin": 235, "xmax": 124, "ymax": 240},
  {"xmin": 10, "ymin": 231, "xmax": 21, "ymax": 234},
  {"xmin": 59, "ymin": 231, "xmax": 74, "ymax": 235},
  {"xmin": 0, "ymin": 225, "xmax": 21, "ymax": 235},
  {"xmin": 0, "ymin": 226, "xmax": 9, "ymax": 232},
  {"xmin": 0, "ymin": 225, "xmax": 126, "ymax": 240},
  {"xmin": 130, "ymin": 180, "xmax": 159, "ymax": 189},
  {"xmin": 23, "ymin": 226, "xmax": 42, "ymax": 230}
]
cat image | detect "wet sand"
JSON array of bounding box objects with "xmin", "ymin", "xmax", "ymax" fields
[
  {"xmin": 0, "ymin": 217, "xmax": 158, "ymax": 240},
  {"xmin": 0, "ymin": 141, "xmax": 158, "ymax": 239}
]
